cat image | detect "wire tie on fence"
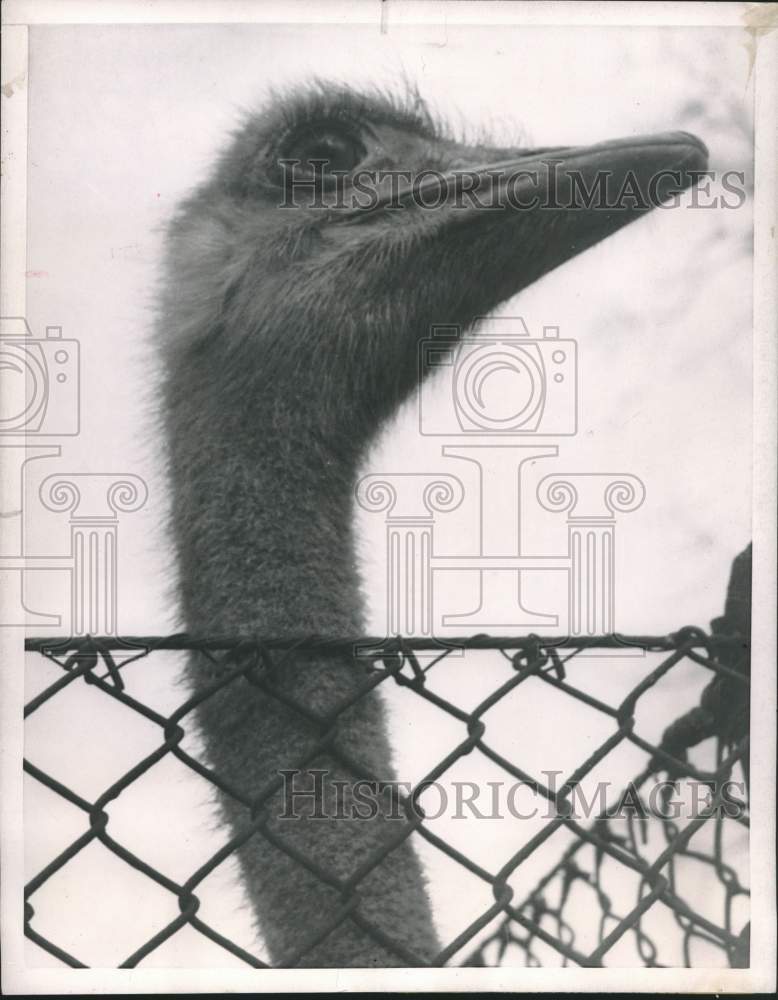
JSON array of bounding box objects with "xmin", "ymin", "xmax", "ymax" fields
[
  {"xmin": 62, "ymin": 636, "xmax": 123, "ymax": 690},
  {"xmin": 546, "ymin": 644, "xmax": 566, "ymax": 682},
  {"xmin": 96, "ymin": 646, "xmax": 125, "ymax": 690},
  {"xmin": 669, "ymin": 624, "xmax": 711, "ymax": 656},
  {"xmin": 380, "ymin": 636, "xmax": 426, "ymax": 686},
  {"xmin": 398, "ymin": 636, "xmax": 427, "ymax": 684},
  {"xmin": 61, "ymin": 649, "xmax": 93, "ymax": 675},
  {"xmin": 377, "ymin": 635, "xmax": 404, "ymax": 675},
  {"xmin": 63, "ymin": 638, "xmax": 99, "ymax": 685},
  {"xmin": 510, "ymin": 634, "xmax": 548, "ymax": 675}
]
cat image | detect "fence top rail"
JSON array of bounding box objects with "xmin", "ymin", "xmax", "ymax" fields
[{"xmin": 23, "ymin": 630, "xmax": 746, "ymax": 654}]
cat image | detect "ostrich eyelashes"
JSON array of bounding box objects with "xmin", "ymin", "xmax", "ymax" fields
[{"xmin": 278, "ymin": 123, "xmax": 368, "ymax": 184}]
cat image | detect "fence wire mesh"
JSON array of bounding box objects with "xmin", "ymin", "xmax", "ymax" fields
[{"xmin": 23, "ymin": 627, "xmax": 750, "ymax": 970}]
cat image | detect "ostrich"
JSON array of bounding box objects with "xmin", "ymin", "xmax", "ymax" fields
[{"xmin": 156, "ymin": 83, "xmax": 708, "ymax": 968}]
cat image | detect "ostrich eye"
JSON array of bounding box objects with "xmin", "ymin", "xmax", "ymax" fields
[{"xmin": 279, "ymin": 125, "xmax": 367, "ymax": 183}]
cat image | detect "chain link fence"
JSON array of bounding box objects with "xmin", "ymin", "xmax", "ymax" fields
[{"xmin": 23, "ymin": 627, "xmax": 749, "ymax": 969}]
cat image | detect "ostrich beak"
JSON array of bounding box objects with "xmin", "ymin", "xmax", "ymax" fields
[{"xmin": 342, "ymin": 130, "xmax": 709, "ymax": 287}]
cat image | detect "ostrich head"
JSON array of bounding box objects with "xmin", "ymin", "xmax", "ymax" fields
[
  {"xmin": 159, "ymin": 82, "xmax": 708, "ymax": 637},
  {"xmin": 160, "ymin": 82, "xmax": 708, "ymax": 459},
  {"xmin": 156, "ymin": 85, "xmax": 711, "ymax": 966}
]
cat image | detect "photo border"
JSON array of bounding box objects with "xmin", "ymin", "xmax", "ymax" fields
[{"xmin": 1, "ymin": 1, "xmax": 775, "ymax": 994}]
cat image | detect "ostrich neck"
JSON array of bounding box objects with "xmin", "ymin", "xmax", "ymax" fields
[{"xmin": 168, "ymin": 382, "xmax": 367, "ymax": 640}]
